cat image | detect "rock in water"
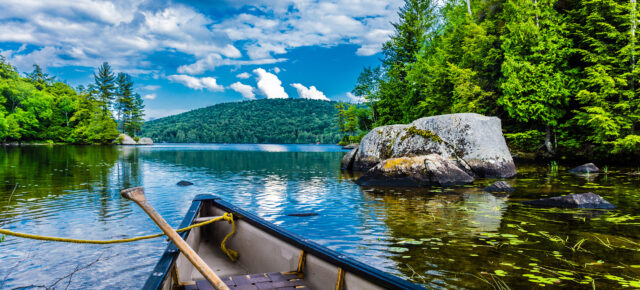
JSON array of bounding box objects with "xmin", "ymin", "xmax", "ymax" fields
[
  {"xmin": 352, "ymin": 113, "xmax": 516, "ymax": 178},
  {"xmin": 483, "ymin": 181, "xmax": 515, "ymax": 193},
  {"xmin": 342, "ymin": 143, "xmax": 359, "ymax": 149},
  {"xmin": 117, "ymin": 134, "xmax": 137, "ymax": 145},
  {"xmin": 355, "ymin": 154, "xmax": 474, "ymax": 187},
  {"xmin": 177, "ymin": 181, "xmax": 194, "ymax": 186},
  {"xmin": 137, "ymin": 137, "xmax": 153, "ymax": 145},
  {"xmin": 569, "ymin": 163, "xmax": 599, "ymax": 174},
  {"xmin": 522, "ymin": 193, "xmax": 614, "ymax": 209},
  {"xmin": 341, "ymin": 148, "xmax": 358, "ymax": 170}
]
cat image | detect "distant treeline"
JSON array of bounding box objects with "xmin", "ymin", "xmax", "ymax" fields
[
  {"xmin": 140, "ymin": 99, "xmax": 342, "ymax": 144},
  {"xmin": 0, "ymin": 58, "xmax": 144, "ymax": 144},
  {"xmin": 342, "ymin": 0, "xmax": 640, "ymax": 159}
]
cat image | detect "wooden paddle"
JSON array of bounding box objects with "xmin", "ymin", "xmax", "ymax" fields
[{"xmin": 121, "ymin": 187, "xmax": 230, "ymax": 290}]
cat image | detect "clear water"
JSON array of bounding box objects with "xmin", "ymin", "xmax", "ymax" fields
[{"xmin": 0, "ymin": 144, "xmax": 639, "ymax": 289}]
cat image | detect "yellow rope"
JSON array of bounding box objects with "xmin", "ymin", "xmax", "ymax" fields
[
  {"xmin": 0, "ymin": 212, "xmax": 237, "ymax": 261},
  {"xmin": 219, "ymin": 213, "xmax": 239, "ymax": 262}
]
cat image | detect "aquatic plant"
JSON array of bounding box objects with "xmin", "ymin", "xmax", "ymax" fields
[{"xmin": 549, "ymin": 161, "xmax": 559, "ymax": 174}]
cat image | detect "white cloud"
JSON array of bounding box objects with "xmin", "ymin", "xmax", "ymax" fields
[
  {"xmin": 347, "ymin": 92, "xmax": 366, "ymax": 103},
  {"xmin": 230, "ymin": 82, "xmax": 255, "ymax": 100},
  {"xmin": 167, "ymin": 74, "xmax": 224, "ymax": 91},
  {"xmin": 273, "ymin": 67, "xmax": 281, "ymax": 74},
  {"xmin": 143, "ymin": 93, "xmax": 157, "ymax": 100},
  {"xmin": 236, "ymin": 72, "xmax": 250, "ymax": 79},
  {"xmin": 0, "ymin": 0, "xmax": 402, "ymax": 76},
  {"xmin": 140, "ymin": 85, "xmax": 161, "ymax": 91},
  {"xmin": 253, "ymin": 68, "xmax": 288, "ymax": 99},
  {"xmin": 291, "ymin": 83, "xmax": 329, "ymax": 101},
  {"xmin": 212, "ymin": 0, "xmax": 403, "ymax": 59}
]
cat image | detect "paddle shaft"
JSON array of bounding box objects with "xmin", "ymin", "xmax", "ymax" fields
[{"xmin": 121, "ymin": 187, "xmax": 229, "ymax": 290}]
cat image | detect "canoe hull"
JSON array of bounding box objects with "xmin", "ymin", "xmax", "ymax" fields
[{"xmin": 145, "ymin": 194, "xmax": 422, "ymax": 290}]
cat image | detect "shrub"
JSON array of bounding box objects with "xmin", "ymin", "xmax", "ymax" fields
[{"xmin": 505, "ymin": 130, "xmax": 545, "ymax": 152}]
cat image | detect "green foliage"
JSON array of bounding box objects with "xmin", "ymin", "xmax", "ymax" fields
[
  {"xmin": 335, "ymin": 102, "xmax": 372, "ymax": 145},
  {"xmin": 505, "ymin": 130, "xmax": 545, "ymax": 152},
  {"xmin": 351, "ymin": 0, "xmax": 640, "ymax": 159},
  {"xmin": 93, "ymin": 62, "xmax": 116, "ymax": 113},
  {"xmin": 140, "ymin": 99, "xmax": 342, "ymax": 144},
  {"xmin": 611, "ymin": 134, "xmax": 640, "ymax": 153},
  {"xmin": 113, "ymin": 73, "xmax": 144, "ymax": 137},
  {"xmin": 0, "ymin": 57, "xmax": 138, "ymax": 144}
]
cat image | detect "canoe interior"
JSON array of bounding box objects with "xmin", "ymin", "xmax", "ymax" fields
[{"xmin": 147, "ymin": 195, "xmax": 420, "ymax": 290}]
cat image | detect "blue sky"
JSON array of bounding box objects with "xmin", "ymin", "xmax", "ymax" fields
[{"xmin": 0, "ymin": 0, "xmax": 403, "ymax": 119}]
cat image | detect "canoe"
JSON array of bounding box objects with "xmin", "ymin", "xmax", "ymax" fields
[{"xmin": 145, "ymin": 194, "xmax": 423, "ymax": 290}]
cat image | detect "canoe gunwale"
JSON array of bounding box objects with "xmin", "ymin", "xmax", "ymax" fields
[
  {"xmin": 142, "ymin": 197, "xmax": 207, "ymax": 290},
  {"xmin": 143, "ymin": 194, "xmax": 423, "ymax": 290}
]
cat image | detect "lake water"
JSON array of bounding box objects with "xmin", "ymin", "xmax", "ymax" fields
[{"xmin": 0, "ymin": 144, "xmax": 639, "ymax": 289}]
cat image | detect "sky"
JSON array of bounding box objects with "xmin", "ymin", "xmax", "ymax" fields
[{"xmin": 0, "ymin": 0, "xmax": 403, "ymax": 120}]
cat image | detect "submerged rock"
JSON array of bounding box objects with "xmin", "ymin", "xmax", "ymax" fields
[
  {"xmin": 522, "ymin": 192, "xmax": 615, "ymax": 209},
  {"xmin": 351, "ymin": 113, "xmax": 516, "ymax": 179},
  {"xmin": 341, "ymin": 148, "xmax": 358, "ymax": 170},
  {"xmin": 569, "ymin": 163, "xmax": 599, "ymax": 174},
  {"xmin": 177, "ymin": 180, "xmax": 194, "ymax": 186},
  {"xmin": 355, "ymin": 154, "xmax": 474, "ymax": 187},
  {"xmin": 138, "ymin": 137, "xmax": 153, "ymax": 145},
  {"xmin": 117, "ymin": 134, "xmax": 136, "ymax": 145},
  {"xmin": 483, "ymin": 181, "xmax": 515, "ymax": 193}
]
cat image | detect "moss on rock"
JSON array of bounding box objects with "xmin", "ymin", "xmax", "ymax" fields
[{"xmin": 405, "ymin": 126, "xmax": 442, "ymax": 143}]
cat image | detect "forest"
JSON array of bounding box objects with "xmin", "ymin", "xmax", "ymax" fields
[
  {"xmin": 140, "ymin": 99, "xmax": 342, "ymax": 144},
  {"xmin": 340, "ymin": 0, "xmax": 640, "ymax": 160},
  {"xmin": 0, "ymin": 58, "xmax": 144, "ymax": 144}
]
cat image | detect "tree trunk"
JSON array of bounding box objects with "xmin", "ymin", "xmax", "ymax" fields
[
  {"xmin": 545, "ymin": 126, "xmax": 554, "ymax": 154},
  {"xmin": 466, "ymin": 0, "xmax": 472, "ymax": 16}
]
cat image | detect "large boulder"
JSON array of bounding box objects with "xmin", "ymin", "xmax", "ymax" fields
[
  {"xmin": 522, "ymin": 193, "xmax": 614, "ymax": 209},
  {"xmin": 138, "ymin": 137, "xmax": 153, "ymax": 145},
  {"xmin": 569, "ymin": 163, "xmax": 599, "ymax": 174},
  {"xmin": 117, "ymin": 134, "xmax": 136, "ymax": 145},
  {"xmin": 352, "ymin": 113, "xmax": 516, "ymax": 178},
  {"xmin": 341, "ymin": 148, "xmax": 358, "ymax": 170},
  {"xmin": 355, "ymin": 154, "xmax": 474, "ymax": 187}
]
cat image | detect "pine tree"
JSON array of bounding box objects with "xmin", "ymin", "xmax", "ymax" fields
[
  {"xmin": 115, "ymin": 73, "xmax": 134, "ymax": 133},
  {"xmin": 499, "ymin": 0, "xmax": 575, "ymax": 153},
  {"xmin": 376, "ymin": 0, "xmax": 437, "ymax": 125},
  {"xmin": 570, "ymin": 0, "xmax": 640, "ymax": 152},
  {"xmin": 27, "ymin": 64, "xmax": 53, "ymax": 90},
  {"xmin": 93, "ymin": 62, "xmax": 116, "ymax": 113},
  {"xmin": 125, "ymin": 93, "xmax": 144, "ymax": 137}
]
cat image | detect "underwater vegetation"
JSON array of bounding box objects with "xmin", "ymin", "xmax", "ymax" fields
[{"xmin": 359, "ymin": 164, "xmax": 640, "ymax": 288}]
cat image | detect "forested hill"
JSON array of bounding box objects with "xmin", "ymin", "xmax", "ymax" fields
[{"xmin": 140, "ymin": 99, "xmax": 342, "ymax": 144}]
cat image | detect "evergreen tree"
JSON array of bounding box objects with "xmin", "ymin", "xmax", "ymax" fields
[
  {"xmin": 570, "ymin": 0, "xmax": 640, "ymax": 151},
  {"xmin": 125, "ymin": 93, "xmax": 144, "ymax": 137},
  {"xmin": 93, "ymin": 62, "xmax": 116, "ymax": 113},
  {"xmin": 499, "ymin": 0, "xmax": 575, "ymax": 153},
  {"xmin": 115, "ymin": 73, "xmax": 134, "ymax": 133},
  {"xmin": 377, "ymin": 0, "xmax": 437, "ymax": 125},
  {"xmin": 27, "ymin": 64, "xmax": 53, "ymax": 90}
]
